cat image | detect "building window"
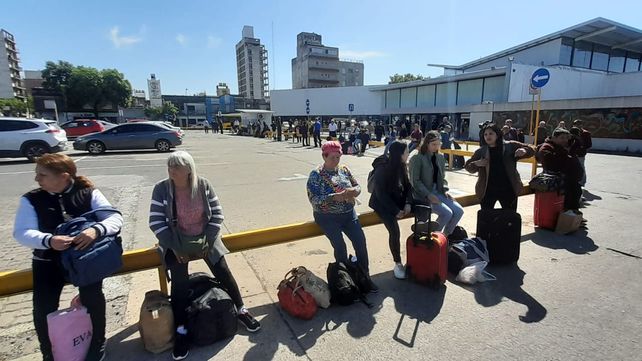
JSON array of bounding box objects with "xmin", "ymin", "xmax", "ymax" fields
[
  {"xmin": 572, "ymin": 41, "xmax": 592, "ymax": 68},
  {"xmin": 559, "ymin": 38, "xmax": 573, "ymax": 66},
  {"xmin": 591, "ymin": 44, "xmax": 609, "ymax": 71},
  {"xmin": 607, "ymin": 49, "xmax": 625, "ymax": 72},
  {"xmin": 625, "ymin": 52, "xmax": 641, "ymax": 72}
]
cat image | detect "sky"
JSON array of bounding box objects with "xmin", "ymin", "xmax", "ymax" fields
[{"xmin": 1, "ymin": 0, "xmax": 640, "ymax": 97}]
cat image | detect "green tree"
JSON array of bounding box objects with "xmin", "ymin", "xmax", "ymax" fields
[
  {"xmin": 388, "ymin": 73, "xmax": 425, "ymax": 84},
  {"xmin": 0, "ymin": 98, "xmax": 28, "ymax": 116},
  {"xmin": 66, "ymin": 66, "xmax": 103, "ymax": 116},
  {"xmin": 101, "ymin": 69, "xmax": 132, "ymax": 108},
  {"xmin": 144, "ymin": 101, "xmax": 179, "ymax": 121},
  {"xmin": 42, "ymin": 61, "xmax": 74, "ymax": 107}
]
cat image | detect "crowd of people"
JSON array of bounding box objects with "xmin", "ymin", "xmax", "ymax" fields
[{"xmin": 12, "ymin": 115, "xmax": 593, "ymax": 360}]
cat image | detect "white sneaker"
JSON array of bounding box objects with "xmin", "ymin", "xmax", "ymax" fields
[{"xmin": 393, "ymin": 263, "xmax": 407, "ymax": 279}]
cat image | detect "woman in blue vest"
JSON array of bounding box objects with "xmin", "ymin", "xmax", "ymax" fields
[{"xmin": 13, "ymin": 153, "xmax": 124, "ymax": 361}]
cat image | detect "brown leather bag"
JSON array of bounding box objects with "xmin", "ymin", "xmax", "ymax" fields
[{"xmin": 138, "ymin": 290, "xmax": 174, "ymax": 354}]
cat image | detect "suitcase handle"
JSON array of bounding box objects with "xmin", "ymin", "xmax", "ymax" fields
[{"xmin": 412, "ymin": 204, "xmax": 433, "ymax": 244}]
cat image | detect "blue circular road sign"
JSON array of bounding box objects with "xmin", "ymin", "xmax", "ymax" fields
[{"xmin": 531, "ymin": 68, "xmax": 550, "ymax": 88}]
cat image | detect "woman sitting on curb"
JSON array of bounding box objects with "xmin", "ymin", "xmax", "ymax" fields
[{"xmin": 149, "ymin": 151, "xmax": 260, "ymax": 360}]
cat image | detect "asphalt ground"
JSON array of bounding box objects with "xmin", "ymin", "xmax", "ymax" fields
[{"xmin": 1, "ymin": 130, "xmax": 641, "ymax": 360}]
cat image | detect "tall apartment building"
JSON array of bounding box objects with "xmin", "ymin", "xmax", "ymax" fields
[
  {"xmin": 0, "ymin": 29, "xmax": 25, "ymax": 100},
  {"xmin": 235, "ymin": 26, "xmax": 269, "ymax": 100},
  {"xmin": 291, "ymin": 32, "xmax": 364, "ymax": 89},
  {"xmin": 147, "ymin": 73, "xmax": 162, "ymax": 107},
  {"xmin": 216, "ymin": 82, "xmax": 230, "ymax": 96}
]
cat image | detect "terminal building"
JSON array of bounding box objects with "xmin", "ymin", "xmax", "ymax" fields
[{"xmin": 271, "ymin": 18, "xmax": 642, "ymax": 152}]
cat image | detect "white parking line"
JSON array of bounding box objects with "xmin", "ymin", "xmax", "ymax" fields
[
  {"xmin": 74, "ymin": 156, "xmax": 87, "ymax": 163},
  {"xmin": 0, "ymin": 162, "xmax": 230, "ymax": 176}
]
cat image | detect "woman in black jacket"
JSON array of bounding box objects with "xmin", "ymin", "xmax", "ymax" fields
[
  {"xmin": 13, "ymin": 153, "xmax": 123, "ymax": 361},
  {"xmin": 369, "ymin": 141, "xmax": 413, "ymax": 279}
]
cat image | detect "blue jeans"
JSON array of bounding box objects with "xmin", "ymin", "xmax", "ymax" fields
[
  {"xmin": 314, "ymin": 209, "xmax": 369, "ymax": 273},
  {"xmin": 430, "ymin": 191, "xmax": 464, "ymax": 236}
]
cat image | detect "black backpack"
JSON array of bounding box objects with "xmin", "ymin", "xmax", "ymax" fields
[
  {"xmin": 345, "ymin": 255, "xmax": 372, "ymax": 294},
  {"xmin": 185, "ymin": 273, "xmax": 238, "ymax": 346},
  {"xmin": 326, "ymin": 262, "xmax": 362, "ymax": 306}
]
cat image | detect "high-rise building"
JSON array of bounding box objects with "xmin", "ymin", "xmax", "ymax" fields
[
  {"xmin": 0, "ymin": 29, "xmax": 25, "ymax": 100},
  {"xmin": 147, "ymin": 73, "xmax": 162, "ymax": 107},
  {"xmin": 216, "ymin": 83, "xmax": 230, "ymax": 97},
  {"xmin": 235, "ymin": 26, "xmax": 269, "ymax": 100},
  {"xmin": 291, "ymin": 32, "xmax": 364, "ymax": 89},
  {"xmin": 132, "ymin": 89, "xmax": 147, "ymax": 108}
]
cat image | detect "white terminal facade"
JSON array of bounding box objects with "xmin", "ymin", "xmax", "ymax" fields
[{"xmin": 271, "ymin": 18, "xmax": 642, "ymax": 152}]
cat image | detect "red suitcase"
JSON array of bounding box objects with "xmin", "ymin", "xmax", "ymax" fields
[
  {"xmin": 405, "ymin": 205, "xmax": 448, "ymax": 288},
  {"xmin": 534, "ymin": 192, "xmax": 564, "ymax": 230}
]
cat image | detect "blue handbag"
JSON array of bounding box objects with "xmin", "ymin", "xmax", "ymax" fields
[{"xmin": 55, "ymin": 207, "xmax": 123, "ymax": 287}]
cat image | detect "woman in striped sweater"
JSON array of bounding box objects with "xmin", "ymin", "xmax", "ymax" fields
[{"xmin": 149, "ymin": 151, "xmax": 260, "ymax": 360}]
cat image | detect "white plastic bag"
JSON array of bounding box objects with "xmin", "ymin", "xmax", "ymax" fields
[{"xmin": 455, "ymin": 261, "xmax": 496, "ymax": 285}]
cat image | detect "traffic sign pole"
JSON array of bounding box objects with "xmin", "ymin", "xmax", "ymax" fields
[{"xmin": 532, "ymin": 90, "xmax": 542, "ymax": 177}]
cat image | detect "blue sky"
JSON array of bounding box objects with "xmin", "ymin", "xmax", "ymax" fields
[{"xmin": 1, "ymin": 0, "xmax": 639, "ymax": 96}]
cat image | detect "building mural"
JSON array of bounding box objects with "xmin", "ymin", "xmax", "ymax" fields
[{"xmin": 492, "ymin": 108, "xmax": 642, "ymax": 139}]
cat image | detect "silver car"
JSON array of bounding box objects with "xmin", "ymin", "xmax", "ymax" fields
[{"xmin": 73, "ymin": 122, "xmax": 182, "ymax": 154}]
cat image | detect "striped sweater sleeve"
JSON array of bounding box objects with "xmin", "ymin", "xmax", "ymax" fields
[
  {"xmin": 13, "ymin": 196, "xmax": 52, "ymax": 250},
  {"xmin": 149, "ymin": 182, "xmax": 173, "ymax": 246},
  {"xmin": 204, "ymin": 180, "xmax": 224, "ymax": 241}
]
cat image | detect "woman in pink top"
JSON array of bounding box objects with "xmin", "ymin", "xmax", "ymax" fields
[{"xmin": 149, "ymin": 151, "xmax": 260, "ymax": 360}]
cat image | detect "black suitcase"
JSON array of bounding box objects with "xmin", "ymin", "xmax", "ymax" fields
[{"xmin": 476, "ymin": 209, "xmax": 521, "ymax": 264}]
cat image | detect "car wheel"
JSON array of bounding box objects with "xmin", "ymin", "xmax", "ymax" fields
[
  {"xmin": 23, "ymin": 142, "xmax": 50, "ymax": 162},
  {"xmin": 156, "ymin": 139, "xmax": 171, "ymax": 152},
  {"xmin": 87, "ymin": 141, "xmax": 106, "ymax": 155}
]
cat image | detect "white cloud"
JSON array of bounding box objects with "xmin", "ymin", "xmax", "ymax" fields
[
  {"xmin": 340, "ymin": 50, "xmax": 387, "ymax": 59},
  {"xmin": 109, "ymin": 26, "xmax": 142, "ymax": 48},
  {"xmin": 207, "ymin": 35, "xmax": 222, "ymax": 49},
  {"xmin": 176, "ymin": 33, "xmax": 187, "ymax": 45}
]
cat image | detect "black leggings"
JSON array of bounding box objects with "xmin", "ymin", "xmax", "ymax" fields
[
  {"xmin": 378, "ymin": 211, "xmax": 402, "ymax": 263},
  {"xmin": 481, "ymin": 188, "xmax": 518, "ymax": 211},
  {"xmin": 33, "ymin": 257, "xmax": 106, "ymax": 360},
  {"xmin": 166, "ymin": 251, "xmax": 243, "ymax": 327},
  {"xmin": 564, "ymin": 179, "xmax": 582, "ymax": 210}
]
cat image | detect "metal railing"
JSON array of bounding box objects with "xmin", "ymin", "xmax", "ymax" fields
[{"xmin": 0, "ymin": 187, "xmax": 534, "ymax": 298}]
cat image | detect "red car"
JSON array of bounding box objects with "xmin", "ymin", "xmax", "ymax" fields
[{"xmin": 60, "ymin": 119, "xmax": 106, "ymax": 138}]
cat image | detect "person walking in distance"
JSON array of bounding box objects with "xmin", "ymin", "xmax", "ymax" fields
[
  {"xmin": 313, "ymin": 118, "xmax": 323, "ymax": 147},
  {"xmin": 570, "ymin": 119, "xmax": 592, "ymax": 187},
  {"xmin": 369, "ymin": 141, "xmax": 413, "ymax": 279}
]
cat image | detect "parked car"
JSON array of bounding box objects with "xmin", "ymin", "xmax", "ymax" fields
[
  {"xmin": 0, "ymin": 117, "xmax": 67, "ymax": 161},
  {"xmin": 158, "ymin": 122, "xmax": 184, "ymax": 137},
  {"xmin": 97, "ymin": 120, "xmax": 117, "ymax": 130},
  {"xmin": 73, "ymin": 122, "xmax": 182, "ymax": 154},
  {"xmin": 60, "ymin": 119, "xmax": 105, "ymax": 138}
]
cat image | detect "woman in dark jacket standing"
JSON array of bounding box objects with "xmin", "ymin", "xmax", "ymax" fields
[
  {"xmin": 369, "ymin": 141, "xmax": 413, "ymax": 279},
  {"xmin": 13, "ymin": 153, "xmax": 124, "ymax": 361},
  {"xmin": 465, "ymin": 123, "xmax": 535, "ymax": 210}
]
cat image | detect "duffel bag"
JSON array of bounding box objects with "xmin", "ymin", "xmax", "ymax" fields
[{"xmin": 277, "ymin": 269, "xmax": 318, "ymax": 319}]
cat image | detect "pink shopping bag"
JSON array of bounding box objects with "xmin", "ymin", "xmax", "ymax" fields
[{"xmin": 47, "ymin": 295, "xmax": 93, "ymax": 361}]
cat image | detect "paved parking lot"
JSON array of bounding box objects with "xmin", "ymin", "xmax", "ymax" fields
[{"xmin": 1, "ymin": 131, "xmax": 641, "ymax": 360}]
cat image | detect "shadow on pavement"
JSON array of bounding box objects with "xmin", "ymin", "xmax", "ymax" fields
[
  {"xmin": 583, "ymin": 189, "xmax": 602, "ymax": 202},
  {"xmin": 468, "ymin": 264, "xmax": 547, "ymax": 324},
  {"xmin": 525, "ymin": 228, "xmax": 598, "ymax": 255},
  {"xmin": 243, "ymin": 292, "xmax": 383, "ymax": 361},
  {"xmin": 374, "ymin": 271, "xmax": 446, "ymax": 348}
]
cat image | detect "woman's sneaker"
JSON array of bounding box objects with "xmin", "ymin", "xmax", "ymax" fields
[
  {"xmin": 393, "ymin": 263, "xmax": 407, "ymax": 280},
  {"xmin": 172, "ymin": 332, "xmax": 189, "ymax": 360},
  {"xmin": 238, "ymin": 309, "xmax": 261, "ymax": 332}
]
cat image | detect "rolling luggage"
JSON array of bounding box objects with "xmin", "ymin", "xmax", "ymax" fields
[
  {"xmin": 476, "ymin": 209, "xmax": 521, "ymax": 264},
  {"xmin": 534, "ymin": 192, "xmax": 564, "ymax": 230},
  {"xmin": 406, "ymin": 205, "xmax": 448, "ymax": 288}
]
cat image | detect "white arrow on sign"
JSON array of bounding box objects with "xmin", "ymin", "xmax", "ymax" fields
[
  {"xmin": 278, "ymin": 173, "xmax": 308, "ymax": 181},
  {"xmin": 533, "ymin": 74, "xmax": 549, "ymax": 82}
]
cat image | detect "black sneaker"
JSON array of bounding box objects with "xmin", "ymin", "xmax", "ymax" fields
[
  {"xmin": 238, "ymin": 310, "xmax": 261, "ymax": 332},
  {"xmin": 172, "ymin": 333, "xmax": 189, "ymax": 360}
]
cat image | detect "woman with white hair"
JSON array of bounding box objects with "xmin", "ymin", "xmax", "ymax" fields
[{"xmin": 149, "ymin": 151, "xmax": 260, "ymax": 360}]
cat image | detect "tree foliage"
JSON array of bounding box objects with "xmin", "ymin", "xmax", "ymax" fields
[
  {"xmin": 41, "ymin": 61, "xmax": 132, "ymax": 116},
  {"xmin": 0, "ymin": 98, "xmax": 28, "ymax": 116},
  {"xmin": 388, "ymin": 73, "xmax": 425, "ymax": 84},
  {"xmin": 144, "ymin": 101, "xmax": 178, "ymax": 121}
]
